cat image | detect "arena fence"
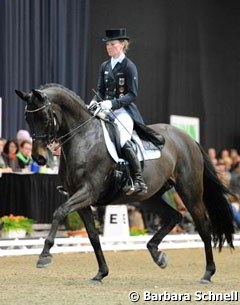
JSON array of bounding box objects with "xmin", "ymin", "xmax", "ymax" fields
[{"xmin": 0, "ymin": 233, "xmax": 240, "ymax": 257}]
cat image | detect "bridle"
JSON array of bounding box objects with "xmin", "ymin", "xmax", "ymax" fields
[
  {"xmin": 25, "ymin": 96, "xmax": 57, "ymax": 144},
  {"xmin": 25, "ymin": 95, "xmax": 95, "ymax": 149}
]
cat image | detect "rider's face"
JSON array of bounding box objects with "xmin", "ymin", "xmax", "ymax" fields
[{"xmin": 106, "ymin": 40, "xmax": 124, "ymax": 58}]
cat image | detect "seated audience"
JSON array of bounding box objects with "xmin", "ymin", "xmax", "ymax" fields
[
  {"xmin": 128, "ymin": 203, "xmax": 145, "ymax": 231},
  {"xmin": 229, "ymin": 149, "xmax": 240, "ymax": 172},
  {"xmin": 16, "ymin": 129, "xmax": 32, "ymax": 145},
  {"xmin": 167, "ymin": 188, "xmax": 195, "ymax": 233},
  {"xmin": 3, "ymin": 139, "xmax": 19, "ymax": 170},
  {"xmin": 0, "ymin": 138, "xmax": 12, "ymax": 173},
  {"xmin": 218, "ymin": 149, "xmax": 232, "ymax": 170},
  {"xmin": 231, "ymin": 204, "xmax": 240, "ymax": 229},
  {"xmin": 216, "ymin": 160, "xmax": 231, "ymax": 187},
  {"xmin": 208, "ymin": 148, "xmax": 218, "ymax": 166},
  {"xmin": 229, "ymin": 162, "xmax": 240, "ymax": 198},
  {"xmin": 227, "ymin": 194, "xmax": 240, "ymax": 230},
  {"xmin": 16, "ymin": 140, "xmax": 32, "ymax": 169}
]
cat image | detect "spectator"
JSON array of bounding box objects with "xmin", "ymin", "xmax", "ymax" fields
[
  {"xmin": 16, "ymin": 129, "xmax": 32, "ymax": 145},
  {"xmin": 219, "ymin": 149, "xmax": 232, "ymax": 166},
  {"xmin": 0, "ymin": 138, "xmax": 12, "ymax": 173},
  {"xmin": 229, "ymin": 149, "xmax": 240, "ymax": 171},
  {"xmin": 216, "ymin": 160, "xmax": 231, "ymax": 187},
  {"xmin": 229, "ymin": 162, "xmax": 240, "ymax": 198},
  {"xmin": 208, "ymin": 148, "xmax": 218, "ymax": 166},
  {"xmin": 227, "ymin": 194, "xmax": 240, "ymax": 230},
  {"xmin": 128, "ymin": 203, "xmax": 145, "ymax": 231},
  {"xmin": 231, "ymin": 203, "xmax": 240, "ymax": 229},
  {"xmin": 168, "ymin": 188, "xmax": 195, "ymax": 233},
  {"xmin": 3, "ymin": 139, "xmax": 19, "ymax": 170},
  {"xmin": 16, "ymin": 140, "xmax": 32, "ymax": 170}
]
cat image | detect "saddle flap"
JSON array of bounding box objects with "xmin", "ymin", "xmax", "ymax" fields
[{"xmin": 101, "ymin": 120, "xmax": 161, "ymax": 163}]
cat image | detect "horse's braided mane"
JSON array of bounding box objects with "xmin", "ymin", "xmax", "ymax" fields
[{"xmin": 39, "ymin": 83, "xmax": 85, "ymax": 106}]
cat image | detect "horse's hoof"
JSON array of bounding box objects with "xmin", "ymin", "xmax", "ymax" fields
[
  {"xmin": 90, "ymin": 269, "xmax": 108, "ymax": 283},
  {"xmin": 89, "ymin": 278, "xmax": 103, "ymax": 285},
  {"xmin": 36, "ymin": 255, "xmax": 52, "ymax": 268},
  {"xmin": 199, "ymin": 270, "xmax": 214, "ymax": 284},
  {"xmin": 199, "ymin": 278, "xmax": 211, "ymax": 284},
  {"xmin": 157, "ymin": 252, "xmax": 168, "ymax": 269}
]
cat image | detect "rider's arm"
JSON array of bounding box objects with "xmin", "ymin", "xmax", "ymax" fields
[{"xmin": 95, "ymin": 62, "xmax": 107, "ymax": 101}]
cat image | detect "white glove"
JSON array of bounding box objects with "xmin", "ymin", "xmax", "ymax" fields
[
  {"xmin": 88, "ymin": 100, "xmax": 98, "ymax": 109},
  {"xmin": 100, "ymin": 100, "xmax": 112, "ymax": 111},
  {"xmin": 89, "ymin": 100, "xmax": 96, "ymax": 106}
]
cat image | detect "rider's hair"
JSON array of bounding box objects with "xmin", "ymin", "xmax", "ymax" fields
[{"xmin": 120, "ymin": 39, "xmax": 130, "ymax": 53}]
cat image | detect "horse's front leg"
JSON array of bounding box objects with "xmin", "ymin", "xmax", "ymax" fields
[
  {"xmin": 36, "ymin": 186, "xmax": 93, "ymax": 268},
  {"xmin": 79, "ymin": 206, "xmax": 109, "ymax": 282}
]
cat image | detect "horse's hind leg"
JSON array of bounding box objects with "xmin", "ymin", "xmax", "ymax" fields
[
  {"xmin": 143, "ymin": 193, "xmax": 182, "ymax": 269},
  {"xmin": 176, "ymin": 186, "xmax": 216, "ymax": 283},
  {"xmin": 186, "ymin": 202, "xmax": 216, "ymax": 283}
]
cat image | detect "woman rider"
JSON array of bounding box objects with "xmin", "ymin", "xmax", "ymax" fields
[{"xmin": 91, "ymin": 28, "xmax": 148, "ymax": 194}]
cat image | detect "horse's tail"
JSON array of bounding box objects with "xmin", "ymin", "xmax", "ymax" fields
[{"xmin": 198, "ymin": 144, "xmax": 234, "ymax": 250}]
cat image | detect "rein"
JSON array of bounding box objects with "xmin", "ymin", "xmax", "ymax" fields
[
  {"xmin": 54, "ymin": 116, "xmax": 94, "ymax": 150},
  {"xmin": 25, "ymin": 92, "xmax": 95, "ymax": 151}
]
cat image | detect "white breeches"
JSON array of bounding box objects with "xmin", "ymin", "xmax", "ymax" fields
[{"xmin": 112, "ymin": 108, "xmax": 133, "ymax": 147}]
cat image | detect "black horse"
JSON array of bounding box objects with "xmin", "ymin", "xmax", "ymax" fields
[{"xmin": 15, "ymin": 84, "xmax": 234, "ymax": 284}]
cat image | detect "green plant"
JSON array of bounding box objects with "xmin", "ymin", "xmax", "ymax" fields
[
  {"xmin": 130, "ymin": 226, "xmax": 147, "ymax": 236},
  {"xmin": 65, "ymin": 211, "xmax": 83, "ymax": 231},
  {"xmin": 0, "ymin": 214, "xmax": 33, "ymax": 233}
]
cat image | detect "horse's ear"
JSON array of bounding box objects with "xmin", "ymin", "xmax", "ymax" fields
[
  {"xmin": 15, "ymin": 90, "xmax": 30, "ymax": 101},
  {"xmin": 32, "ymin": 89, "xmax": 45, "ymax": 101}
]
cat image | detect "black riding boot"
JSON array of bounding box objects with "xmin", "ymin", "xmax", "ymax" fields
[{"xmin": 122, "ymin": 140, "xmax": 148, "ymax": 194}]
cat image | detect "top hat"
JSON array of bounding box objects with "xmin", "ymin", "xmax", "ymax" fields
[{"xmin": 102, "ymin": 28, "xmax": 129, "ymax": 42}]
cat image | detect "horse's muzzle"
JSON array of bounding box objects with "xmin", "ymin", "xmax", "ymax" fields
[{"xmin": 32, "ymin": 154, "xmax": 47, "ymax": 166}]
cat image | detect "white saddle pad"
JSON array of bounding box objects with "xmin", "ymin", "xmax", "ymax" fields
[{"xmin": 101, "ymin": 120, "xmax": 161, "ymax": 163}]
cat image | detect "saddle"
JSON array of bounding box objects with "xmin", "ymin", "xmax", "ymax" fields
[
  {"xmin": 100, "ymin": 119, "xmax": 165, "ymax": 198},
  {"xmin": 88, "ymin": 101, "xmax": 165, "ymax": 161},
  {"xmin": 89, "ymin": 103, "xmax": 165, "ymax": 198},
  {"xmin": 102, "ymin": 120, "xmax": 165, "ymax": 164}
]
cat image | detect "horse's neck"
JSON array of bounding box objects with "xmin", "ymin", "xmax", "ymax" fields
[
  {"xmin": 58, "ymin": 109, "xmax": 102, "ymax": 152},
  {"xmin": 59, "ymin": 118, "xmax": 108, "ymax": 174},
  {"xmin": 52, "ymin": 94, "xmax": 91, "ymax": 134},
  {"xmin": 61, "ymin": 109, "xmax": 90, "ymax": 130}
]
